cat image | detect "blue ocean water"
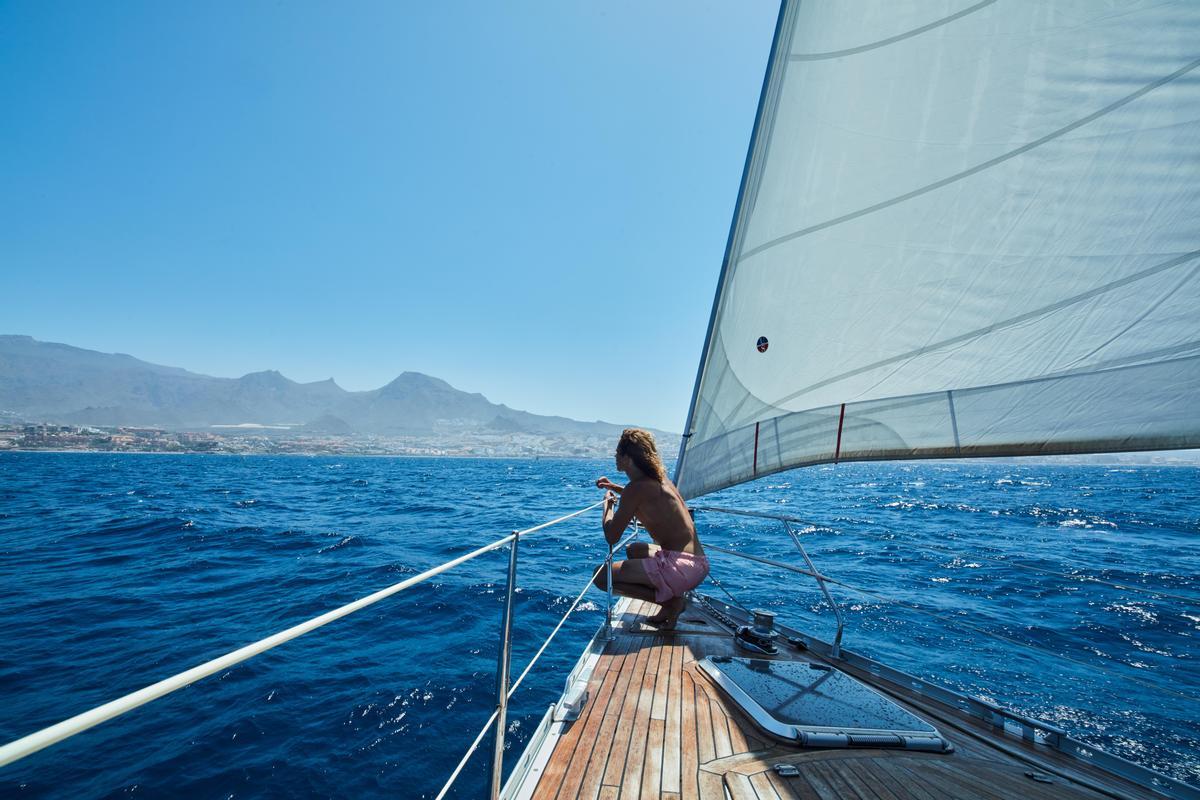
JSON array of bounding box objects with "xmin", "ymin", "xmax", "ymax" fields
[{"xmin": 0, "ymin": 453, "xmax": 1195, "ymax": 797}]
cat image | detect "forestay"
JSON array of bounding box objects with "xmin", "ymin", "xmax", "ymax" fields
[{"xmin": 676, "ymin": 0, "xmax": 1200, "ymax": 499}]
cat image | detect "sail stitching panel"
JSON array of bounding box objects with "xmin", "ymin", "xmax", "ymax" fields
[
  {"xmin": 1063, "ymin": 259, "xmax": 1200, "ymax": 371},
  {"xmin": 762, "ymin": 249, "xmax": 1200, "ymax": 410},
  {"xmin": 677, "ymin": 2, "xmax": 1200, "ymax": 500},
  {"xmin": 788, "ymin": 0, "xmax": 998, "ymax": 62},
  {"xmin": 680, "ymin": 354, "xmax": 1200, "ymax": 497},
  {"xmin": 737, "ymin": 56, "xmax": 1200, "ymax": 264}
]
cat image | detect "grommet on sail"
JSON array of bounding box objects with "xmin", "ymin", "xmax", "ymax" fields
[{"xmin": 675, "ymin": 0, "xmax": 1200, "ymax": 500}]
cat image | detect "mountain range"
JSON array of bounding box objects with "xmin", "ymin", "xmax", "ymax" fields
[{"xmin": 0, "ymin": 335, "xmax": 663, "ymax": 440}]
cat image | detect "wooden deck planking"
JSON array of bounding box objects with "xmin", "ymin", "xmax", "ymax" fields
[
  {"xmin": 704, "ymin": 679, "xmax": 734, "ymax": 759},
  {"xmin": 577, "ymin": 640, "xmax": 650, "ymax": 800},
  {"xmin": 692, "ymin": 665, "xmax": 717, "ymax": 766},
  {"xmin": 641, "ymin": 718, "xmax": 666, "ymax": 799},
  {"xmin": 678, "ymin": 670, "xmax": 700, "ymax": 800},
  {"xmin": 639, "ymin": 640, "xmax": 673, "ymax": 798},
  {"xmin": 749, "ymin": 770, "xmax": 783, "ymax": 800},
  {"xmin": 697, "ymin": 769, "xmax": 725, "ymax": 799},
  {"xmin": 527, "ymin": 599, "xmax": 1164, "ymax": 800},
  {"xmin": 868, "ymin": 758, "xmax": 940, "ymax": 800},
  {"xmin": 661, "ymin": 643, "xmax": 683, "ymax": 795},
  {"xmin": 619, "ymin": 636, "xmax": 663, "ymax": 798},
  {"xmin": 724, "ymin": 771, "xmax": 758, "ymax": 799},
  {"xmin": 602, "ymin": 636, "xmax": 658, "ymax": 791},
  {"xmin": 651, "ymin": 640, "xmax": 671, "ymax": 720},
  {"xmin": 823, "ymin": 757, "xmax": 884, "ymax": 800},
  {"xmin": 555, "ymin": 637, "xmax": 636, "ymax": 800},
  {"xmin": 808, "ymin": 759, "xmax": 865, "ymax": 800},
  {"xmin": 791, "ymin": 766, "xmax": 840, "ymax": 800},
  {"xmin": 771, "ymin": 770, "xmax": 822, "ymax": 800},
  {"xmin": 840, "ymin": 756, "xmax": 903, "ymax": 800}
]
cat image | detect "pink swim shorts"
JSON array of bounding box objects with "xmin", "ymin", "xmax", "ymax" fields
[{"xmin": 642, "ymin": 550, "xmax": 710, "ymax": 603}]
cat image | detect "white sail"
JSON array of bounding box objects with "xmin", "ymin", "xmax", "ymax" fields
[{"xmin": 676, "ymin": 0, "xmax": 1200, "ymax": 499}]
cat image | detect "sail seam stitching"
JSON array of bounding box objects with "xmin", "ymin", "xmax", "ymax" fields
[
  {"xmin": 765, "ymin": 248, "xmax": 1200, "ymax": 408},
  {"xmin": 703, "ymin": 352, "xmax": 1200, "ymax": 461},
  {"xmin": 789, "ymin": 0, "xmax": 997, "ymax": 61},
  {"xmin": 738, "ymin": 55, "xmax": 1200, "ymax": 263}
]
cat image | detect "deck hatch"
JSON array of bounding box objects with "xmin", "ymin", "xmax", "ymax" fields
[{"xmin": 699, "ymin": 656, "xmax": 951, "ymax": 752}]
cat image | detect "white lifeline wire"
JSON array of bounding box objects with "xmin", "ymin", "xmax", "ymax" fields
[{"xmin": 0, "ymin": 500, "xmax": 604, "ymax": 769}]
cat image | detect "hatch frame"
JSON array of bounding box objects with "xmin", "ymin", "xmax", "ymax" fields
[{"xmin": 698, "ymin": 655, "xmax": 952, "ymax": 752}]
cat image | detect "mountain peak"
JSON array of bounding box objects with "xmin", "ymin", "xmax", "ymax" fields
[
  {"xmin": 382, "ymin": 372, "xmax": 454, "ymax": 392},
  {"xmin": 0, "ymin": 335, "xmax": 670, "ymax": 443},
  {"xmin": 236, "ymin": 370, "xmax": 297, "ymax": 389}
]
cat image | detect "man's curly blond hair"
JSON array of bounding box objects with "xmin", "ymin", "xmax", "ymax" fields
[{"xmin": 617, "ymin": 428, "xmax": 666, "ymax": 483}]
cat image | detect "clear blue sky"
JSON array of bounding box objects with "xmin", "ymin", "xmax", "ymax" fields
[{"xmin": 0, "ymin": 1, "xmax": 778, "ymax": 432}]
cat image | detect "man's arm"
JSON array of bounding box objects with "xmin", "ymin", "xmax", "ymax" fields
[
  {"xmin": 602, "ymin": 485, "xmax": 639, "ymax": 546},
  {"xmin": 596, "ymin": 476, "xmax": 624, "ymax": 493}
]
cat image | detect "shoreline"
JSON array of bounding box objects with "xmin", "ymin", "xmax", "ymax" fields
[
  {"xmin": 0, "ymin": 448, "xmax": 608, "ymax": 460},
  {"xmin": 1, "ymin": 448, "xmax": 1194, "ymax": 466}
]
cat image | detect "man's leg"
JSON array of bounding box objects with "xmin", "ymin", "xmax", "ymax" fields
[
  {"xmin": 624, "ymin": 542, "xmax": 661, "ymax": 559},
  {"xmin": 593, "ymin": 558, "xmax": 661, "ymax": 603},
  {"xmin": 593, "ymin": 558, "xmax": 683, "ymax": 627},
  {"xmin": 645, "ymin": 595, "xmax": 685, "ymax": 627}
]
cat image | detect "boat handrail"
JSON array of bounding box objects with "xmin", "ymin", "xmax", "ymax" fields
[
  {"xmin": 822, "ymin": 571, "xmax": 1197, "ymax": 702},
  {"xmin": 0, "ymin": 498, "xmax": 619, "ymax": 800},
  {"xmin": 691, "ymin": 504, "xmax": 832, "ymax": 531},
  {"xmin": 435, "ymin": 525, "xmax": 641, "ymax": 800},
  {"xmin": 696, "ymin": 510, "xmax": 845, "ymax": 657},
  {"xmin": 694, "ymin": 507, "xmax": 1194, "ymax": 702},
  {"xmin": 704, "ymin": 543, "xmax": 829, "ymax": 582},
  {"xmin": 693, "ymin": 505, "xmax": 1198, "ymax": 606},
  {"xmin": 843, "ymin": 526, "xmax": 1200, "ymax": 606}
]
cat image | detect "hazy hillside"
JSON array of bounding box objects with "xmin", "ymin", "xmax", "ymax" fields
[{"xmin": 0, "ymin": 335, "xmax": 665, "ymax": 440}]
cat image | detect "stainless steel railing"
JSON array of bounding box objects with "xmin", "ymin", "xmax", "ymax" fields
[
  {"xmin": 0, "ymin": 498, "xmax": 634, "ymax": 800},
  {"xmin": 432, "ymin": 525, "xmax": 638, "ymax": 800},
  {"xmin": 693, "ymin": 505, "xmax": 844, "ymax": 657},
  {"xmin": 692, "ymin": 505, "xmax": 1196, "ymax": 703},
  {"xmin": 437, "ymin": 522, "xmax": 638, "ymax": 799}
]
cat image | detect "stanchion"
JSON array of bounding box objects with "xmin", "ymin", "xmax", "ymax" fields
[{"xmin": 489, "ymin": 531, "xmax": 520, "ymax": 800}]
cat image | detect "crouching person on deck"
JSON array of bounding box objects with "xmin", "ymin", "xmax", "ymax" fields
[{"xmin": 592, "ymin": 428, "xmax": 708, "ymax": 629}]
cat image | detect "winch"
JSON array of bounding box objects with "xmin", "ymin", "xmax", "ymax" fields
[{"xmin": 735, "ymin": 608, "xmax": 779, "ymax": 655}]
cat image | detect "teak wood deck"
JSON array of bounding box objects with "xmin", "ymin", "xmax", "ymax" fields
[{"xmin": 524, "ymin": 599, "xmax": 1162, "ymax": 800}]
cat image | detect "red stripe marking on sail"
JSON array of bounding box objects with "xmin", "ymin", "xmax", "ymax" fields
[
  {"xmin": 834, "ymin": 403, "xmax": 846, "ymax": 463},
  {"xmin": 753, "ymin": 421, "xmax": 760, "ymax": 475}
]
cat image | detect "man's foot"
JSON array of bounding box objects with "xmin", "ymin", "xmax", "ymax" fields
[{"xmin": 645, "ymin": 596, "xmax": 685, "ymax": 628}]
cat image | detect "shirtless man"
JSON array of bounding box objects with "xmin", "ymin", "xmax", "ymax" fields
[{"xmin": 592, "ymin": 428, "xmax": 708, "ymax": 628}]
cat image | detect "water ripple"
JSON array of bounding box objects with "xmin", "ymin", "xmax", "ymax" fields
[{"xmin": 0, "ymin": 453, "xmax": 1194, "ymax": 796}]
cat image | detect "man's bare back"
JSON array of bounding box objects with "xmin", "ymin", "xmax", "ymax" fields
[
  {"xmin": 593, "ymin": 428, "xmax": 710, "ymax": 628},
  {"xmin": 613, "ymin": 477, "xmax": 703, "ymax": 556}
]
